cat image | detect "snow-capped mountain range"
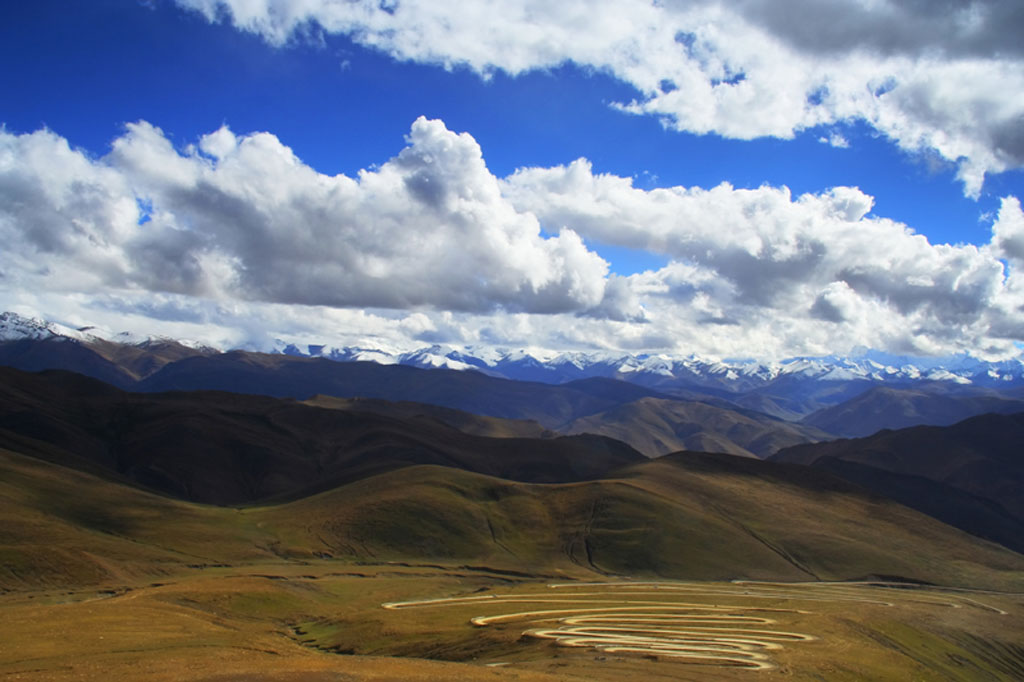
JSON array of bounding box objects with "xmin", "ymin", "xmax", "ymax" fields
[
  {"xmin": 4, "ymin": 311, "xmax": 1024, "ymax": 396},
  {"xmin": 0, "ymin": 311, "xmax": 213, "ymax": 351},
  {"xmin": 273, "ymin": 336, "xmax": 1024, "ymax": 394}
]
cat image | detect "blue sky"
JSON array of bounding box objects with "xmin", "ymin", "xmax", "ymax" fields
[
  {"xmin": 4, "ymin": 0, "xmax": 1015, "ymax": 252},
  {"xmin": 2, "ymin": 0, "xmax": 1024, "ymax": 359}
]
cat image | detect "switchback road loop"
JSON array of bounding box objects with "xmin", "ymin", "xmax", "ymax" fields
[{"xmin": 383, "ymin": 582, "xmax": 819, "ymax": 670}]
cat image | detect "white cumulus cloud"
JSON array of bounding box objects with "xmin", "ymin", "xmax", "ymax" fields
[
  {"xmin": 3, "ymin": 117, "xmax": 1024, "ymax": 359},
  {"xmin": 503, "ymin": 158, "xmax": 1024, "ymax": 356},
  {"xmin": 0, "ymin": 117, "xmax": 618, "ymax": 317}
]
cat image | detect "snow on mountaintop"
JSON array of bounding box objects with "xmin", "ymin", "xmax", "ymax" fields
[
  {"xmin": 100, "ymin": 329, "xmax": 215, "ymax": 350},
  {"xmin": 264, "ymin": 340, "xmax": 1024, "ymax": 391},
  {"xmin": 0, "ymin": 312, "xmax": 213, "ymax": 351},
  {"xmin": 4, "ymin": 311, "xmax": 1024, "ymax": 391},
  {"xmin": 399, "ymin": 345, "xmax": 477, "ymax": 371},
  {"xmin": 0, "ymin": 312, "xmax": 96, "ymax": 342},
  {"xmin": 165, "ymin": 323, "xmax": 1024, "ymax": 390}
]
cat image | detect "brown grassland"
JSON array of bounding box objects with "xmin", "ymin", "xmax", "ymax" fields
[
  {"xmin": 2, "ymin": 442, "xmax": 1023, "ymax": 681},
  {"xmin": 2, "ymin": 563, "xmax": 1023, "ymax": 681}
]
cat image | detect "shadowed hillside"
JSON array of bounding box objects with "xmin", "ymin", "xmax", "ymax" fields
[
  {"xmin": 802, "ymin": 385, "xmax": 1024, "ymax": 438},
  {"xmin": 137, "ymin": 354, "xmax": 835, "ymax": 457},
  {"xmin": 137, "ymin": 351, "xmax": 654, "ymax": 429},
  {"xmin": 0, "ymin": 367, "xmax": 643, "ymax": 505},
  {"xmin": 0, "ymin": 336, "xmax": 214, "ymax": 389},
  {"xmin": 563, "ymin": 396, "xmax": 830, "ymax": 457},
  {"xmin": 0, "ymin": 337, "xmax": 140, "ymax": 388},
  {"xmin": 3, "ymin": 444, "xmax": 1022, "ymax": 592},
  {"xmin": 774, "ymin": 411, "xmax": 1024, "ymax": 552},
  {"xmin": 303, "ymin": 395, "xmax": 554, "ymax": 439}
]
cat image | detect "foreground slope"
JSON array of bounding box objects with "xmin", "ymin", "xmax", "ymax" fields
[
  {"xmin": 3, "ymin": 437, "xmax": 1022, "ymax": 591},
  {"xmin": 253, "ymin": 454, "xmax": 1024, "ymax": 589},
  {"xmin": 3, "ymin": 431, "xmax": 1023, "ymax": 680},
  {"xmin": 0, "ymin": 447, "xmax": 280, "ymax": 589}
]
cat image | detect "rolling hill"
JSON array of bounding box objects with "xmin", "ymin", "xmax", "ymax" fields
[
  {"xmin": 774, "ymin": 411, "xmax": 1024, "ymax": 552},
  {"xmin": 0, "ymin": 366, "xmax": 644, "ymax": 505},
  {"xmin": 801, "ymin": 385, "xmax": 1024, "ymax": 438},
  {"xmin": 562, "ymin": 396, "xmax": 830, "ymax": 457},
  {"xmin": 4, "ymin": 366, "xmax": 1023, "ymax": 681},
  {"xmin": 302, "ymin": 394, "xmax": 554, "ymax": 439},
  {"xmin": 3, "ymin": 436, "xmax": 1023, "ymax": 592},
  {"xmin": 253, "ymin": 452, "xmax": 1024, "ymax": 588},
  {"xmin": 2, "ymin": 363, "xmax": 1021, "ymax": 591}
]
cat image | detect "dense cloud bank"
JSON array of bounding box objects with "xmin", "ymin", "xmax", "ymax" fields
[
  {"xmin": 2, "ymin": 118, "xmax": 1024, "ymax": 358},
  {"xmin": 175, "ymin": 0, "xmax": 1024, "ymax": 197},
  {"xmin": 505, "ymin": 164, "xmax": 1024, "ymax": 357},
  {"xmin": 0, "ymin": 118, "xmax": 613, "ymax": 315}
]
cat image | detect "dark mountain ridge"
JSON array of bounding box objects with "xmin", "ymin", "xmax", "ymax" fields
[
  {"xmin": 7, "ymin": 318, "xmax": 1024, "ymax": 462},
  {"xmin": 800, "ymin": 384, "xmax": 1024, "ymax": 437},
  {"xmin": 135, "ymin": 351, "xmax": 656, "ymax": 430},
  {"xmin": 0, "ymin": 366, "xmax": 645, "ymax": 505},
  {"xmin": 773, "ymin": 411, "xmax": 1024, "ymax": 552},
  {"xmin": 2, "ymin": 335, "xmax": 840, "ymax": 457}
]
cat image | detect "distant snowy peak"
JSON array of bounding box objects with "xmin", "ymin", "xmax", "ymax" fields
[
  {"xmin": 0, "ymin": 311, "xmax": 96, "ymax": 343},
  {"xmin": 397, "ymin": 345, "xmax": 478, "ymax": 371},
  {"xmin": 0, "ymin": 312, "xmax": 214, "ymax": 351},
  {"xmin": 5, "ymin": 311, "xmax": 1024, "ymax": 390},
  {"xmin": 266, "ymin": 336, "xmax": 1024, "ymax": 390}
]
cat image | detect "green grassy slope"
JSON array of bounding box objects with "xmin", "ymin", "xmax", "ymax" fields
[
  {"xmin": 0, "ymin": 448, "xmax": 276, "ymax": 589},
  {"xmin": 2, "ymin": 440, "xmax": 1022, "ymax": 594},
  {"xmin": 256, "ymin": 455, "xmax": 1024, "ymax": 589},
  {"xmin": 774, "ymin": 411, "xmax": 1024, "ymax": 552}
]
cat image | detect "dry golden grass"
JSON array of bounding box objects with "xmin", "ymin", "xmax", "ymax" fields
[
  {"xmin": 2, "ymin": 566, "xmax": 1022, "ymax": 681},
  {"xmin": 3, "ymin": 444, "xmax": 1024, "ymax": 680}
]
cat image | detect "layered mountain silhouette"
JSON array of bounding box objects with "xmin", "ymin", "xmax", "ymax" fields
[
  {"xmin": 0, "ymin": 329, "xmax": 813, "ymax": 458},
  {"xmin": 135, "ymin": 352, "xmax": 656, "ymax": 430},
  {"xmin": 2, "ymin": 371, "xmax": 1022, "ymax": 592},
  {"xmin": 3, "ymin": 312, "xmax": 1024, "ymax": 567},
  {"xmin": 0, "ymin": 367, "xmax": 643, "ymax": 505},
  {"xmin": 6, "ymin": 312, "xmax": 1024, "ymax": 459},
  {"xmin": 2, "ymin": 331, "xmax": 831, "ymax": 457},
  {"xmin": 774, "ymin": 411, "xmax": 1024, "ymax": 552},
  {"xmin": 303, "ymin": 395, "xmax": 555, "ymax": 439},
  {"xmin": 800, "ymin": 385, "xmax": 1024, "ymax": 438}
]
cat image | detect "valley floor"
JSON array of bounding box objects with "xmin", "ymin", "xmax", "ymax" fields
[{"xmin": 2, "ymin": 561, "xmax": 1022, "ymax": 682}]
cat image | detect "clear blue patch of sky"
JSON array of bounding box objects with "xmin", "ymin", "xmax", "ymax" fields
[
  {"xmin": 2, "ymin": 0, "xmax": 1020, "ymax": 269},
  {"xmin": 586, "ymin": 242, "xmax": 669, "ymax": 277}
]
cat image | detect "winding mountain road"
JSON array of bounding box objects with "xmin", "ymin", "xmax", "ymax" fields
[{"xmin": 383, "ymin": 580, "xmax": 1009, "ymax": 671}]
